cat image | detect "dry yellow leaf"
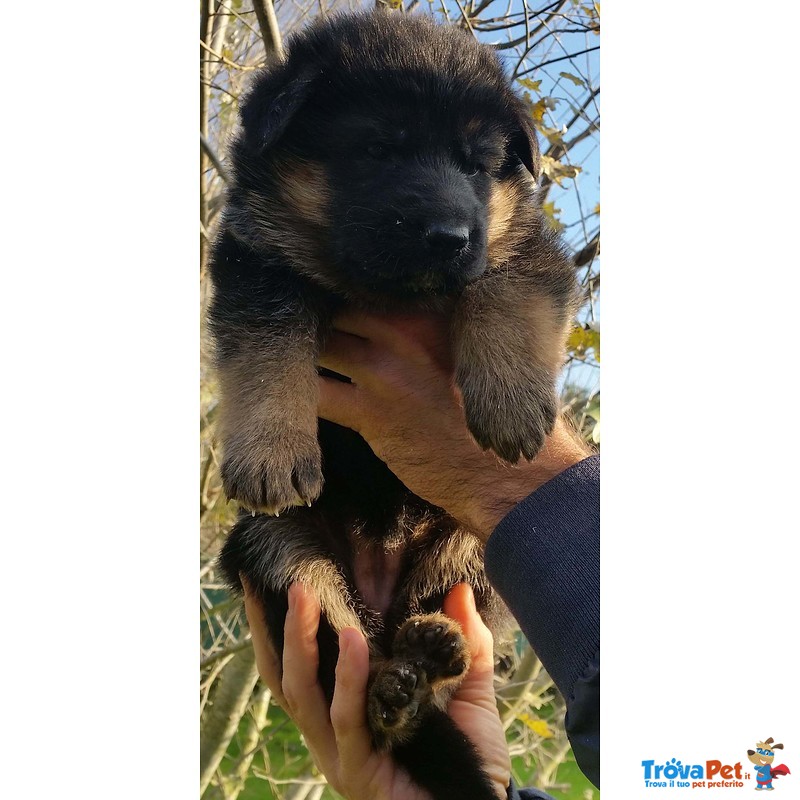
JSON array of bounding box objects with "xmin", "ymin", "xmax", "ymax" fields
[{"xmin": 518, "ymin": 713, "xmax": 555, "ymax": 738}]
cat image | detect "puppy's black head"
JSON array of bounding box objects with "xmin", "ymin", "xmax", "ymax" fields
[{"xmin": 232, "ymin": 12, "xmax": 540, "ymax": 301}]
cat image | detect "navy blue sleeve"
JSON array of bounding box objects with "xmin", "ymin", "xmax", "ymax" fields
[
  {"xmin": 485, "ymin": 455, "xmax": 600, "ymax": 790},
  {"xmin": 506, "ymin": 777, "xmax": 558, "ymax": 799}
]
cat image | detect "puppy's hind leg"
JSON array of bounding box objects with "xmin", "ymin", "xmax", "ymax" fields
[
  {"xmin": 369, "ymin": 613, "xmax": 499, "ymax": 800},
  {"xmin": 218, "ymin": 510, "xmax": 367, "ymax": 703},
  {"xmin": 369, "ymin": 613, "xmax": 471, "ymax": 745}
]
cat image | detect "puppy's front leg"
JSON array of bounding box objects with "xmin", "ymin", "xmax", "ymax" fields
[
  {"xmin": 453, "ymin": 275, "xmax": 572, "ymax": 463},
  {"xmin": 215, "ymin": 306, "xmax": 326, "ymax": 515}
]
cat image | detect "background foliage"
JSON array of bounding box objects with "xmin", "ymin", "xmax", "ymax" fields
[{"xmin": 200, "ymin": 1, "xmax": 600, "ymax": 797}]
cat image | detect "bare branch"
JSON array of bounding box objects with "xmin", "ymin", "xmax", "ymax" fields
[
  {"xmin": 252, "ymin": 0, "xmax": 285, "ymax": 61},
  {"xmin": 574, "ymin": 233, "xmax": 599, "ymax": 268},
  {"xmin": 201, "ymin": 39, "xmax": 262, "ymax": 71},
  {"xmin": 516, "ymin": 45, "xmax": 600, "ymax": 78},
  {"xmin": 453, "ymin": 0, "xmax": 478, "ymax": 37},
  {"xmin": 201, "ymin": 132, "xmax": 229, "ymax": 183},
  {"xmin": 200, "ymin": 648, "xmax": 260, "ymax": 796}
]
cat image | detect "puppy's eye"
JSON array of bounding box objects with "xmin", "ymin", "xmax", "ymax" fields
[
  {"xmin": 463, "ymin": 160, "xmax": 486, "ymax": 177},
  {"xmin": 458, "ymin": 147, "xmax": 488, "ymax": 176},
  {"xmin": 367, "ymin": 143, "xmax": 390, "ymax": 159}
]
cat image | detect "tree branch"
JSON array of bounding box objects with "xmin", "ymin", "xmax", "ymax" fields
[
  {"xmin": 251, "ymin": 0, "xmax": 285, "ymax": 61},
  {"xmin": 200, "ymin": 648, "xmax": 260, "ymax": 796},
  {"xmin": 200, "ymin": 39, "xmax": 261, "ymax": 71},
  {"xmin": 201, "ymin": 132, "xmax": 229, "ymax": 183},
  {"xmin": 516, "ymin": 45, "xmax": 600, "ymax": 78}
]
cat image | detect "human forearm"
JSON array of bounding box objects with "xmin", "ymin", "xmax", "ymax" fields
[{"xmin": 485, "ymin": 455, "xmax": 600, "ymax": 788}]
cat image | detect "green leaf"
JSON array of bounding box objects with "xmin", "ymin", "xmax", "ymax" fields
[{"xmin": 559, "ymin": 71, "xmax": 586, "ymax": 88}]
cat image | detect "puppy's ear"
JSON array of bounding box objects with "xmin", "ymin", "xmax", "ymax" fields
[
  {"xmin": 240, "ymin": 63, "xmax": 317, "ymax": 153},
  {"xmin": 508, "ymin": 97, "xmax": 541, "ymax": 179}
]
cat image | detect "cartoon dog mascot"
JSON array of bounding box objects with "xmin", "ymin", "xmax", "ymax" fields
[{"xmin": 747, "ymin": 738, "xmax": 791, "ymax": 791}]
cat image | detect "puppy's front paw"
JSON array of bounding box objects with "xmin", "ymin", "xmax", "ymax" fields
[
  {"xmin": 221, "ymin": 430, "xmax": 323, "ymax": 514},
  {"xmin": 459, "ymin": 366, "xmax": 557, "ymax": 463}
]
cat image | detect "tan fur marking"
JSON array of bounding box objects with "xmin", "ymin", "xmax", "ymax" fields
[
  {"xmin": 272, "ymin": 549, "xmax": 365, "ymax": 635},
  {"xmin": 276, "ymin": 160, "xmax": 330, "ymax": 226},
  {"xmin": 401, "ymin": 528, "xmax": 486, "ymax": 602},
  {"xmin": 525, "ymin": 292, "xmax": 572, "ymax": 374},
  {"xmin": 234, "ymin": 159, "xmax": 340, "ymax": 289},
  {"xmin": 463, "ymin": 117, "xmax": 484, "ymax": 139},
  {"xmin": 216, "ymin": 333, "xmax": 322, "ymax": 513},
  {"xmin": 217, "ymin": 340, "xmax": 318, "ymax": 451},
  {"xmin": 248, "ymin": 516, "xmax": 366, "ymax": 636},
  {"xmin": 486, "ymin": 179, "xmax": 521, "ymax": 267}
]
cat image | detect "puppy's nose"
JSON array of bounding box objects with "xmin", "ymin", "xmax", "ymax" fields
[{"xmin": 425, "ymin": 223, "xmax": 469, "ymax": 259}]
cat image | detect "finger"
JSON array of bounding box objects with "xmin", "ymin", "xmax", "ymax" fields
[
  {"xmin": 334, "ymin": 310, "xmax": 450, "ymax": 364},
  {"xmin": 330, "ymin": 309, "xmax": 396, "ymax": 343},
  {"xmin": 443, "ymin": 584, "xmax": 494, "ymax": 673},
  {"xmin": 318, "ymin": 330, "xmax": 375, "ymax": 383},
  {"xmin": 281, "ymin": 584, "xmax": 338, "ymax": 769},
  {"xmin": 241, "ymin": 577, "xmax": 284, "ymax": 704},
  {"xmin": 330, "ymin": 627, "xmax": 375, "ymax": 776},
  {"xmin": 318, "ymin": 376, "xmax": 364, "ymax": 433}
]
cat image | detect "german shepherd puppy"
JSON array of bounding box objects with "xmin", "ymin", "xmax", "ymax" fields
[{"xmin": 210, "ymin": 11, "xmax": 577, "ymax": 799}]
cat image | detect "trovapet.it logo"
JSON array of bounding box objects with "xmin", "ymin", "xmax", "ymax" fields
[
  {"xmin": 641, "ymin": 737, "xmax": 791, "ymax": 791},
  {"xmin": 641, "ymin": 758, "xmax": 746, "ymax": 789}
]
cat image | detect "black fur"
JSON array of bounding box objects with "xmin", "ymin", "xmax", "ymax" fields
[{"xmin": 210, "ymin": 11, "xmax": 577, "ymax": 800}]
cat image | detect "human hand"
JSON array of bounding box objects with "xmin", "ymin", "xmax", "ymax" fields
[
  {"xmin": 243, "ymin": 581, "xmax": 511, "ymax": 800},
  {"xmin": 318, "ymin": 311, "xmax": 589, "ymax": 541}
]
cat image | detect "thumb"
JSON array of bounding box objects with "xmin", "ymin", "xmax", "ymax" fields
[{"xmin": 443, "ymin": 584, "xmax": 495, "ymax": 675}]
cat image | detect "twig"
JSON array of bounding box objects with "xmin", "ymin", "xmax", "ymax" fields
[
  {"xmin": 453, "ymin": 0, "xmax": 477, "ymax": 37},
  {"xmin": 200, "ymin": 648, "xmax": 260, "ymax": 796},
  {"xmin": 219, "ymin": 686, "xmax": 271, "ymax": 800},
  {"xmin": 516, "ymin": 45, "xmax": 600, "ymax": 78},
  {"xmin": 201, "ymin": 132, "xmax": 229, "ymax": 183},
  {"xmin": 200, "ymin": 39, "xmax": 261, "ymax": 71},
  {"xmin": 201, "ymin": 637, "xmax": 252, "ymax": 669},
  {"xmin": 252, "ymin": 0, "xmax": 285, "ymax": 60}
]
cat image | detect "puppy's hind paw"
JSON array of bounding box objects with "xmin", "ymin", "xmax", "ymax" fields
[
  {"xmin": 368, "ymin": 662, "xmax": 430, "ymax": 750},
  {"xmin": 393, "ymin": 614, "xmax": 470, "ymax": 682}
]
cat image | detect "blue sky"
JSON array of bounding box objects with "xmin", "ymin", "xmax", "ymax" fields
[{"xmin": 469, "ymin": 0, "xmax": 601, "ymax": 397}]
